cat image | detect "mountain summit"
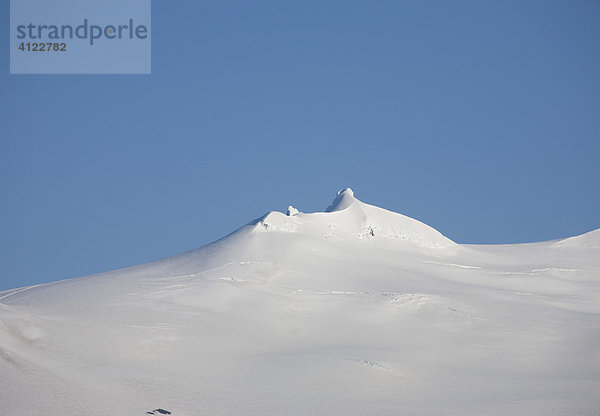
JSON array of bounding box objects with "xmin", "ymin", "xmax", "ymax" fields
[
  {"xmin": 0, "ymin": 189, "xmax": 598, "ymax": 416},
  {"xmin": 255, "ymin": 187, "xmax": 455, "ymax": 249},
  {"xmin": 326, "ymin": 187, "xmax": 356, "ymax": 212}
]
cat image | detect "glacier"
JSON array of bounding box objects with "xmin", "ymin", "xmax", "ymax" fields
[{"xmin": 0, "ymin": 188, "xmax": 598, "ymax": 415}]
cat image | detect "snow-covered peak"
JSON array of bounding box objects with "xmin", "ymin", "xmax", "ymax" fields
[
  {"xmin": 326, "ymin": 188, "xmax": 356, "ymax": 212},
  {"xmin": 255, "ymin": 188, "xmax": 455, "ymax": 249},
  {"xmin": 286, "ymin": 206, "xmax": 299, "ymax": 216}
]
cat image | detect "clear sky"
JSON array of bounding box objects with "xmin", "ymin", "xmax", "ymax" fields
[{"xmin": 1, "ymin": 0, "xmax": 599, "ymax": 291}]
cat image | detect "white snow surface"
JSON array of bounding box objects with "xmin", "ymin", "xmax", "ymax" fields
[{"xmin": 1, "ymin": 188, "xmax": 599, "ymax": 416}]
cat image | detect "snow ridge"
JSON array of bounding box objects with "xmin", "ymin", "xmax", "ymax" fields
[{"xmin": 257, "ymin": 188, "xmax": 455, "ymax": 249}]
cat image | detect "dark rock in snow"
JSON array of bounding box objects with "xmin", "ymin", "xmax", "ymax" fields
[{"xmin": 147, "ymin": 409, "xmax": 171, "ymax": 415}]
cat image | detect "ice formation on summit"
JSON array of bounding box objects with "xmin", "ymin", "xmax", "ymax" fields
[
  {"xmin": 326, "ymin": 187, "xmax": 356, "ymax": 212},
  {"xmin": 286, "ymin": 206, "xmax": 299, "ymax": 216},
  {"xmin": 256, "ymin": 188, "xmax": 455, "ymax": 249}
]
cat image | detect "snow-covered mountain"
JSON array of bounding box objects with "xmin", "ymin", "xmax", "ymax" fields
[{"xmin": 1, "ymin": 189, "xmax": 599, "ymax": 416}]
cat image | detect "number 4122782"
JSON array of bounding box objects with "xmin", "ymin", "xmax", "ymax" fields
[{"xmin": 19, "ymin": 42, "xmax": 67, "ymax": 52}]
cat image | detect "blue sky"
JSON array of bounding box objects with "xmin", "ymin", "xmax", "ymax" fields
[{"xmin": 1, "ymin": 0, "xmax": 599, "ymax": 290}]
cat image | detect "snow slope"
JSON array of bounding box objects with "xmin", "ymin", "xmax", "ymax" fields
[{"xmin": 0, "ymin": 189, "xmax": 599, "ymax": 416}]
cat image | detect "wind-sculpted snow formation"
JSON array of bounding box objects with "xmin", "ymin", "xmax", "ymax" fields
[{"xmin": 0, "ymin": 189, "xmax": 598, "ymax": 416}]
